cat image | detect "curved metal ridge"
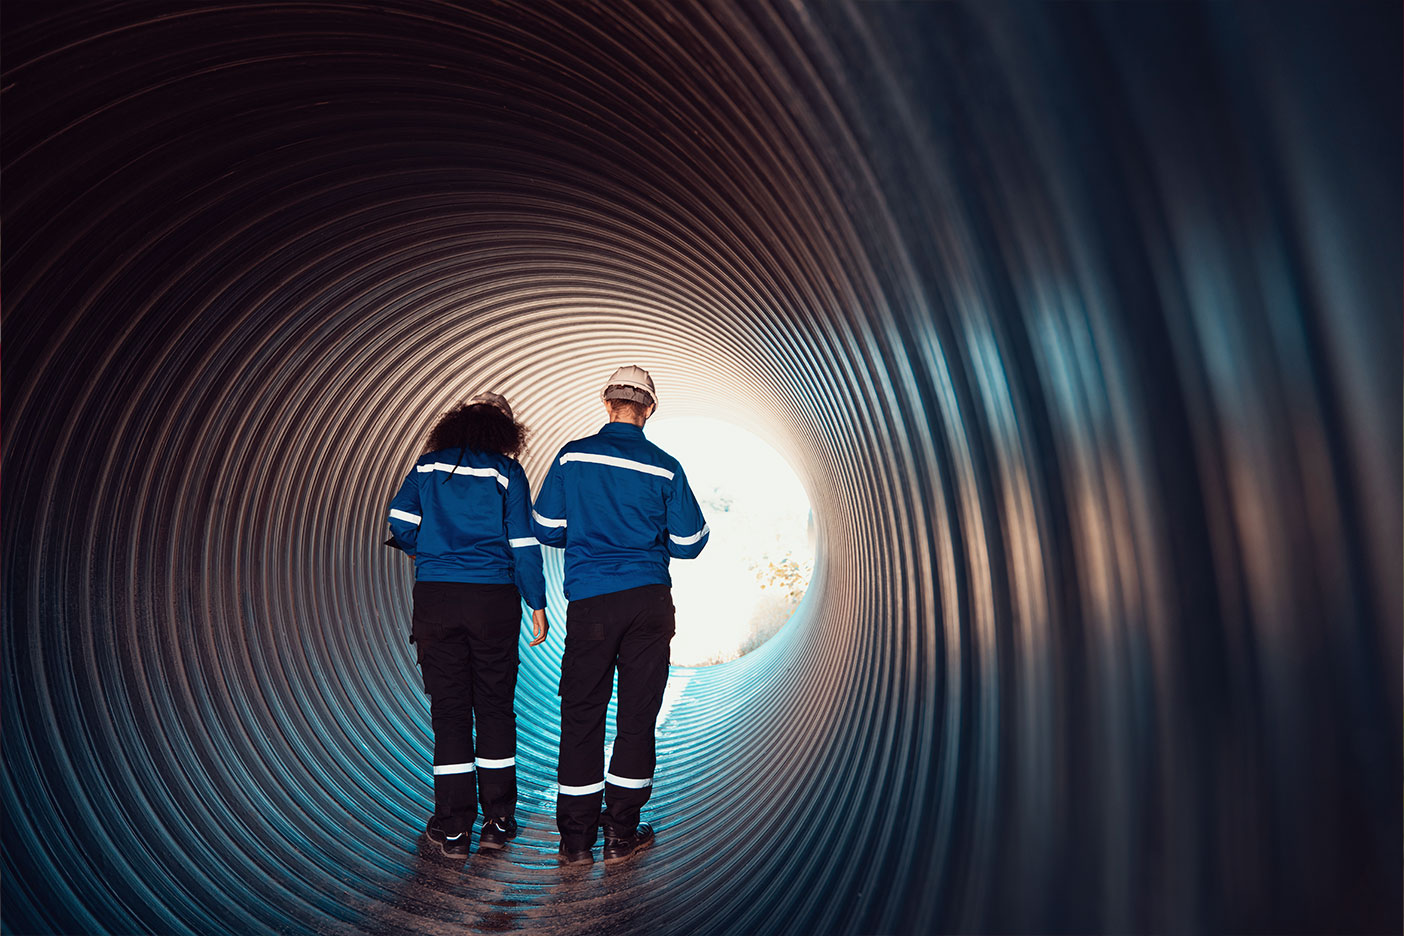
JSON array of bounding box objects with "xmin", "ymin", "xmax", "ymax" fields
[{"xmin": 3, "ymin": 2, "xmax": 1399, "ymax": 934}]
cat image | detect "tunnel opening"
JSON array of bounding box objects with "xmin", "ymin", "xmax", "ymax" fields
[{"xmin": 646, "ymin": 415, "xmax": 816, "ymax": 667}]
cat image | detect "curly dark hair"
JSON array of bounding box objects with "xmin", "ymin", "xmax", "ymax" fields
[{"xmin": 425, "ymin": 403, "xmax": 527, "ymax": 459}]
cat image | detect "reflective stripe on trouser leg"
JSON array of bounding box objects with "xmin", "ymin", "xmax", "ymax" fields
[
  {"xmin": 475, "ymin": 757, "xmax": 518, "ymax": 821},
  {"xmin": 465, "ymin": 587, "xmax": 523, "ymax": 821},
  {"xmin": 432, "ymin": 760, "xmax": 476, "ymax": 837},
  {"xmin": 415, "ymin": 584, "xmax": 480, "ymax": 836},
  {"xmin": 556, "ymin": 595, "xmax": 622, "ymax": 851},
  {"xmin": 425, "ymin": 686, "xmax": 476, "ymax": 835},
  {"xmin": 603, "ymin": 585, "xmax": 675, "ymax": 836},
  {"xmin": 556, "ymin": 780, "xmax": 605, "ymax": 854}
]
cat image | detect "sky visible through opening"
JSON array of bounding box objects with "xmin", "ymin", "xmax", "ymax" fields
[{"xmin": 647, "ymin": 417, "xmax": 814, "ymax": 666}]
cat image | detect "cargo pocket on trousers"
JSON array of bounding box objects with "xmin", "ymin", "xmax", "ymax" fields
[
  {"xmin": 411, "ymin": 581, "xmax": 454, "ymax": 651},
  {"xmin": 566, "ymin": 602, "xmax": 604, "ymax": 641},
  {"xmin": 652, "ymin": 589, "xmax": 678, "ymax": 637},
  {"xmin": 559, "ymin": 603, "xmax": 604, "ymax": 696}
]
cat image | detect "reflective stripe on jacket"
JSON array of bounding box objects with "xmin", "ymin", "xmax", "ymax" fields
[
  {"xmin": 530, "ymin": 422, "xmax": 709, "ymax": 601},
  {"xmin": 387, "ymin": 448, "xmax": 546, "ymax": 610}
]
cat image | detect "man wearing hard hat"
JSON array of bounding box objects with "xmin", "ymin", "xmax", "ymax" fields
[{"xmin": 531, "ymin": 365, "xmax": 709, "ymax": 864}]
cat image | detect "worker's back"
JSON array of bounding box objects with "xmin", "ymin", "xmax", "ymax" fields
[{"xmin": 532, "ymin": 421, "xmax": 708, "ymax": 601}]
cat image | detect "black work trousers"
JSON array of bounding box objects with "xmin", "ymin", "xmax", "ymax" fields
[
  {"xmin": 556, "ymin": 584, "xmax": 676, "ymax": 851},
  {"xmin": 412, "ymin": 581, "xmax": 521, "ymax": 836}
]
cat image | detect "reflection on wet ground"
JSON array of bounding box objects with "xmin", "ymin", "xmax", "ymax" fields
[{"xmin": 363, "ymin": 812, "xmax": 661, "ymax": 935}]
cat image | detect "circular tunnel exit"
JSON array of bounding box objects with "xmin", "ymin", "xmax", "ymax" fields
[
  {"xmin": 2, "ymin": 3, "xmax": 1399, "ymax": 936},
  {"xmin": 646, "ymin": 416, "xmax": 816, "ymax": 667}
]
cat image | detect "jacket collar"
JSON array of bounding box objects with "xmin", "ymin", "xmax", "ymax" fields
[{"xmin": 599, "ymin": 421, "xmax": 645, "ymax": 437}]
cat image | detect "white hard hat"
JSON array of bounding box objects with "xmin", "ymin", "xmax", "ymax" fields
[
  {"xmin": 601, "ymin": 365, "xmax": 657, "ymax": 409},
  {"xmin": 469, "ymin": 391, "xmax": 514, "ymax": 420}
]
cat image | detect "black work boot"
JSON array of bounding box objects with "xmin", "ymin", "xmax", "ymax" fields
[
  {"xmin": 558, "ymin": 843, "xmax": 594, "ymax": 865},
  {"xmin": 426, "ymin": 819, "xmax": 470, "ymax": 858},
  {"xmin": 602, "ymin": 821, "xmax": 654, "ymax": 862},
  {"xmin": 478, "ymin": 816, "xmax": 518, "ymax": 850}
]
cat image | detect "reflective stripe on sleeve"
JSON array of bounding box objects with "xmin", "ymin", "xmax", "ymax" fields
[
  {"xmin": 432, "ymin": 762, "xmax": 475, "ymax": 775},
  {"xmin": 532, "ymin": 510, "xmax": 567, "ymax": 528},
  {"xmin": 388, "ymin": 508, "xmax": 422, "ymax": 525},
  {"xmin": 605, "ymin": 773, "xmax": 653, "ymax": 789},
  {"xmin": 508, "ymin": 537, "xmax": 540, "ymax": 548},
  {"xmin": 416, "ymin": 463, "xmax": 509, "ymax": 487},
  {"xmin": 475, "ymin": 756, "xmax": 516, "ymax": 769},
  {"xmin": 669, "ymin": 523, "xmax": 709, "ymax": 546},
  {"xmin": 558, "ymin": 780, "xmax": 606, "ymax": 796},
  {"xmin": 559, "ymin": 452, "xmax": 674, "ymax": 480}
]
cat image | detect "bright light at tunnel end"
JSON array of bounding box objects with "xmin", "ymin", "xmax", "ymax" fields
[{"xmin": 645, "ymin": 417, "xmax": 815, "ymax": 666}]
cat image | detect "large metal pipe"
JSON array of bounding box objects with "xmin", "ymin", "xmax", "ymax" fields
[{"xmin": 3, "ymin": 2, "xmax": 1399, "ymax": 933}]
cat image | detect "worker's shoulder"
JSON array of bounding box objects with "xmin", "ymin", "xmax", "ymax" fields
[
  {"xmin": 412, "ymin": 448, "xmax": 445, "ymax": 469},
  {"xmin": 553, "ymin": 435, "xmax": 597, "ymax": 463},
  {"xmin": 636, "ymin": 437, "xmax": 684, "ymax": 476}
]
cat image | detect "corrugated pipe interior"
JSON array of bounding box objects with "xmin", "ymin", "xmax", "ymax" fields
[{"xmin": 3, "ymin": 3, "xmax": 1399, "ymax": 934}]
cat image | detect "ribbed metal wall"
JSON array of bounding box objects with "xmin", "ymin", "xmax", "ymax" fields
[{"xmin": 3, "ymin": 3, "xmax": 1399, "ymax": 934}]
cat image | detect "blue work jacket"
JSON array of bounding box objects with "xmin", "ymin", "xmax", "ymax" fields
[
  {"xmin": 386, "ymin": 447, "xmax": 546, "ymax": 610},
  {"xmin": 530, "ymin": 421, "xmax": 709, "ymax": 601}
]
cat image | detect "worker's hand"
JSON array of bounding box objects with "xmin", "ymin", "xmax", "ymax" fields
[{"xmin": 529, "ymin": 607, "xmax": 549, "ymax": 646}]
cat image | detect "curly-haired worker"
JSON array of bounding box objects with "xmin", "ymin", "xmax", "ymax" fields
[
  {"xmin": 531, "ymin": 366, "xmax": 709, "ymax": 864},
  {"xmin": 386, "ymin": 392, "xmax": 549, "ymax": 858}
]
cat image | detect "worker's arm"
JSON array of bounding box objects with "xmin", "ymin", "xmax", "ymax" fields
[
  {"xmin": 386, "ymin": 468, "xmax": 422, "ymax": 556},
  {"xmin": 505, "ymin": 460, "xmax": 547, "ymax": 611},
  {"xmin": 530, "ymin": 454, "xmax": 568, "ymax": 548},
  {"xmin": 664, "ymin": 465, "xmax": 709, "ymax": 559}
]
